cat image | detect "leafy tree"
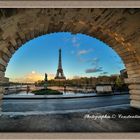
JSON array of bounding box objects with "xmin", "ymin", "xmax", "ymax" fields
[{"xmin": 115, "ymin": 76, "xmax": 123, "ymax": 88}]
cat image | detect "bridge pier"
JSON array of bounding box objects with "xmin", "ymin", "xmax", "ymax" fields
[
  {"xmin": 0, "ymin": 87, "xmax": 4, "ymax": 112},
  {"xmin": 0, "ymin": 77, "xmax": 9, "ymax": 112},
  {"xmin": 125, "ymin": 78, "xmax": 140, "ymax": 109}
]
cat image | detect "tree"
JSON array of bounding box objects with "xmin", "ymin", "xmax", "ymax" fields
[{"xmin": 115, "ymin": 76, "xmax": 123, "ymax": 91}]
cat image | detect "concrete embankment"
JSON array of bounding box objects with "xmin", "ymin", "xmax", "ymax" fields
[{"xmin": 3, "ymin": 92, "xmax": 129, "ymax": 100}]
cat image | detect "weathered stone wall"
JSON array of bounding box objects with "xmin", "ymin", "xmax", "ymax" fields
[{"xmin": 0, "ymin": 8, "xmax": 140, "ymax": 111}]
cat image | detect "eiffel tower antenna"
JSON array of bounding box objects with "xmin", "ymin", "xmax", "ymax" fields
[{"xmin": 55, "ymin": 48, "xmax": 66, "ymax": 80}]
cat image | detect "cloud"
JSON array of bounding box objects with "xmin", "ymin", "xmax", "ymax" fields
[
  {"xmin": 24, "ymin": 71, "xmax": 44, "ymax": 82},
  {"xmin": 87, "ymin": 58, "xmax": 99, "ymax": 65},
  {"xmin": 78, "ymin": 57, "xmax": 87, "ymax": 63},
  {"xmin": 11, "ymin": 72, "xmax": 56, "ymax": 83},
  {"xmin": 10, "ymin": 71, "xmax": 44, "ymax": 83},
  {"xmin": 100, "ymin": 72, "xmax": 108, "ymax": 75},
  {"xmin": 72, "ymin": 36, "xmax": 77, "ymax": 44},
  {"xmin": 63, "ymin": 35, "xmax": 80, "ymax": 47},
  {"xmin": 74, "ymin": 43, "xmax": 80, "ymax": 47},
  {"xmin": 85, "ymin": 67, "xmax": 103, "ymax": 73},
  {"xmin": 78, "ymin": 57, "xmax": 99, "ymax": 67},
  {"xmin": 77, "ymin": 49, "xmax": 93, "ymax": 56},
  {"xmin": 78, "ymin": 50, "xmax": 88, "ymax": 55},
  {"xmin": 71, "ymin": 36, "xmax": 80, "ymax": 47}
]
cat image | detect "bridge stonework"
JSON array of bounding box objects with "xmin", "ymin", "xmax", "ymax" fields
[{"xmin": 0, "ymin": 8, "xmax": 140, "ymax": 111}]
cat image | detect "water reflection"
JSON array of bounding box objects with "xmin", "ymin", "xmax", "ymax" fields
[{"xmin": 4, "ymin": 85, "xmax": 96, "ymax": 96}]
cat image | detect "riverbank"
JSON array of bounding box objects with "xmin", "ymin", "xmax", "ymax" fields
[
  {"xmin": 48, "ymin": 86, "xmax": 95, "ymax": 93},
  {"xmin": 3, "ymin": 91, "xmax": 129, "ymax": 99}
]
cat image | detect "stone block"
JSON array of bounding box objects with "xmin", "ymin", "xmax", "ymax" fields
[
  {"xmin": 0, "ymin": 58, "xmax": 7, "ymax": 67},
  {"xmin": 17, "ymin": 31, "xmax": 26, "ymax": 41},
  {"xmin": 130, "ymin": 95, "xmax": 140, "ymax": 100},
  {"xmin": 131, "ymin": 100, "xmax": 140, "ymax": 109},
  {"xmin": 0, "ymin": 93, "xmax": 3, "ymax": 100},
  {"xmin": 128, "ymin": 73, "xmax": 140, "ymax": 78},
  {"xmin": 0, "ymin": 87, "xmax": 4, "ymax": 93},
  {"xmin": 8, "ymin": 45, "xmax": 16, "ymax": 54},
  {"xmin": 0, "ymin": 92, "xmax": 3, "ymax": 112},
  {"xmin": 0, "ymin": 99, "xmax": 2, "ymax": 112},
  {"xmin": 130, "ymin": 90, "xmax": 140, "ymax": 95},
  {"xmin": 3, "ymin": 77, "xmax": 9, "ymax": 83},
  {"xmin": 0, "ymin": 71, "xmax": 4, "ymax": 78},
  {"xmin": 125, "ymin": 78, "xmax": 140, "ymax": 84},
  {"xmin": 10, "ymin": 38, "xmax": 17, "ymax": 47},
  {"xmin": 0, "ymin": 78, "xmax": 9, "ymax": 85},
  {"xmin": 127, "ymin": 69, "xmax": 140, "ymax": 75},
  {"xmin": 3, "ymin": 47, "xmax": 12, "ymax": 58},
  {"xmin": 126, "ymin": 62, "xmax": 140, "ymax": 68},
  {"xmin": 129, "ymin": 84, "xmax": 140, "ymax": 90},
  {"xmin": 0, "ymin": 64, "xmax": 5, "ymax": 72},
  {"xmin": 38, "ymin": 24, "xmax": 45, "ymax": 34},
  {"xmin": 16, "ymin": 38, "xmax": 22, "ymax": 47},
  {"xmin": 29, "ymin": 29, "xmax": 35, "ymax": 38}
]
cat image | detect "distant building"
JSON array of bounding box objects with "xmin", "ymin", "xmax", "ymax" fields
[
  {"xmin": 120, "ymin": 69, "xmax": 128, "ymax": 78},
  {"xmin": 96, "ymin": 84, "xmax": 112, "ymax": 93}
]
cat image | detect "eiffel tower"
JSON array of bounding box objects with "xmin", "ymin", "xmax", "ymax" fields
[{"xmin": 55, "ymin": 49, "xmax": 66, "ymax": 80}]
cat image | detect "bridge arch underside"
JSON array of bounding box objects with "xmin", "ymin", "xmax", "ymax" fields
[{"xmin": 0, "ymin": 8, "xmax": 140, "ymax": 110}]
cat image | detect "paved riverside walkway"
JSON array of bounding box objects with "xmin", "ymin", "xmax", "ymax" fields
[
  {"xmin": 0, "ymin": 93, "xmax": 138, "ymax": 132},
  {"xmin": 0, "ymin": 104, "xmax": 140, "ymax": 132},
  {"xmin": 0, "ymin": 93, "xmax": 139, "ymax": 132}
]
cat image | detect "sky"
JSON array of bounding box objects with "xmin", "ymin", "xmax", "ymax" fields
[{"xmin": 5, "ymin": 32, "xmax": 125, "ymax": 83}]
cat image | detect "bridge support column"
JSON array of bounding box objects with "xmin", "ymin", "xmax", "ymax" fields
[
  {"xmin": 0, "ymin": 76, "xmax": 9, "ymax": 112},
  {"xmin": 0, "ymin": 87, "xmax": 4, "ymax": 112},
  {"xmin": 125, "ymin": 78, "xmax": 140, "ymax": 109}
]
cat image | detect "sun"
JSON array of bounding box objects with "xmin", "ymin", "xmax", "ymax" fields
[{"xmin": 31, "ymin": 71, "xmax": 36, "ymax": 74}]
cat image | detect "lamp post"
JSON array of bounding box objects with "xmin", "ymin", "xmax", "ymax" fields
[{"xmin": 44, "ymin": 73, "xmax": 48, "ymax": 89}]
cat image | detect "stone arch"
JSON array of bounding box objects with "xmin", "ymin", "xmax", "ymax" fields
[{"xmin": 0, "ymin": 8, "xmax": 140, "ymax": 111}]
